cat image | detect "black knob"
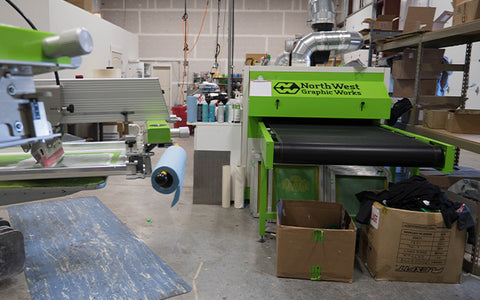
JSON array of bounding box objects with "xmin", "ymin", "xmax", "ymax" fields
[
  {"xmin": 155, "ymin": 171, "xmax": 173, "ymax": 188},
  {"xmin": 67, "ymin": 104, "xmax": 74, "ymax": 113}
]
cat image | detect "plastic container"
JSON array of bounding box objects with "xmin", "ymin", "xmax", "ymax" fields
[
  {"xmin": 209, "ymin": 101, "xmax": 216, "ymax": 122},
  {"xmin": 217, "ymin": 102, "xmax": 225, "ymax": 123},
  {"xmin": 202, "ymin": 101, "xmax": 208, "ymax": 122}
]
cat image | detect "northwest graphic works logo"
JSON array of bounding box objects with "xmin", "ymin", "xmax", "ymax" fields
[{"xmin": 274, "ymin": 82, "xmax": 300, "ymax": 94}]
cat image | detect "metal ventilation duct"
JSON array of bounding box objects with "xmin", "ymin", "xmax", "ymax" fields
[
  {"xmin": 307, "ymin": 0, "xmax": 335, "ymax": 31},
  {"xmin": 291, "ymin": 31, "xmax": 363, "ymax": 66},
  {"xmin": 274, "ymin": 52, "xmax": 290, "ymax": 66}
]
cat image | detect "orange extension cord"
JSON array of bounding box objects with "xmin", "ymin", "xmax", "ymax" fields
[{"xmin": 179, "ymin": 1, "xmax": 209, "ymax": 105}]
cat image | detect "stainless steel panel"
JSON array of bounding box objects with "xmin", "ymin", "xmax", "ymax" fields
[{"xmin": 35, "ymin": 78, "xmax": 170, "ymax": 124}]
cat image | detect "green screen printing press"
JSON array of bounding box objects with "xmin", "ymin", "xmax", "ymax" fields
[
  {"xmin": 242, "ymin": 66, "xmax": 456, "ymax": 238},
  {"xmin": 0, "ymin": 24, "xmax": 187, "ymax": 202}
]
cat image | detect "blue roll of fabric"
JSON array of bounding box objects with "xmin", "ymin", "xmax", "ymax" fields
[{"xmin": 151, "ymin": 145, "xmax": 187, "ymax": 207}]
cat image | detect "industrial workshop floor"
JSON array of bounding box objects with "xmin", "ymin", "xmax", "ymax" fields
[{"xmin": 1, "ymin": 135, "xmax": 480, "ymax": 299}]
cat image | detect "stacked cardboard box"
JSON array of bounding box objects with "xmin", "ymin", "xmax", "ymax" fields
[
  {"xmin": 453, "ymin": 0, "xmax": 480, "ymax": 26},
  {"xmin": 420, "ymin": 166, "xmax": 480, "ymax": 190},
  {"xmin": 446, "ymin": 109, "xmax": 480, "ymax": 134},
  {"xmin": 392, "ymin": 48, "xmax": 444, "ymax": 98},
  {"xmin": 423, "ymin": 110, "xmax": 449, "ymax": 129},
  {"xmin": 362, "ymin": 15, "xmax": 398, "ymax": 31}
]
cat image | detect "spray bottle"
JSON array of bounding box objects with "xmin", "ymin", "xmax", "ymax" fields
[{"xmin": 232, "ymin": 92, "xmax": 241, "ymax": 123}]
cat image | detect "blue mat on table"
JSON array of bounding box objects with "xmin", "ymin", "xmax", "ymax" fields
[{"xmin": 7, "ymin": 196, "xmax": 191, "ymax": 300}]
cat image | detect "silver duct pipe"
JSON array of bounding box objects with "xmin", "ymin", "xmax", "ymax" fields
[
  {"xmin": 274, "ymin": 38, "xmax": 299, "ymax": 66},
  {"xmin": 274, "ymin": 52, "xmax": 290, "ymax": 66},
  {"xmin": 291, "ymin": 31, "xmax": 363, "ymax": 66},
  {"xmin": 307, "ymin": 0, "xmax": 335, "ymax": 30}
]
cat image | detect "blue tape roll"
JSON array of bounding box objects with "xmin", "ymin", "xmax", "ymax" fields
[{"xmin": 151, "ymin": 145, "xmax": 187, "ymax": 207}]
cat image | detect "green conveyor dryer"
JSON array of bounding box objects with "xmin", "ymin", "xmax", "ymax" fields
[{"xmin": 241, "ymin": 66, "xmax": 456, "ymax": 238}]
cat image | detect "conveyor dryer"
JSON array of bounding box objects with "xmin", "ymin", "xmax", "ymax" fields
[{"xmin": 241, "ymin": 66, "xmax": 456, "ymax": 238}]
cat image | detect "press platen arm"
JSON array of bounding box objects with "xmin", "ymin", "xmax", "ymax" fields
[{"xmin": 0, "ymin": 25, "xmax": 92, "ymax": 166}]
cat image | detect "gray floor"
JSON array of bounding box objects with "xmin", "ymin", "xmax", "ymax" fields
[{"xmin": 1, "ymin": 135, "xmax": 480, "ymax": 300}]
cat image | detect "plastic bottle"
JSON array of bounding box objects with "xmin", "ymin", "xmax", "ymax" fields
[
  {"xmin": 227, "ymin": 100, "xmax": 233, "ymax": 123},
  {"xmin": 208, "ymin": 100, "xmax": 216, "ymax": 122},
  {"xmin": 202, "ymin": 99, "xmax": 208, "ymax": 122},
  {"xmin": 197, "ymin": 102, "xmax": 202, "ymax": 122},
  {"xmin": 232, "ymin": 93, "xmax": 241, "ymax": 123},
  {"xmin": 217, "ymin": 102, "xmax": 225, "ymax": 123},
  {"xmin": 225, "ymin": 102, "xmax": 229, "ymax": 122}
]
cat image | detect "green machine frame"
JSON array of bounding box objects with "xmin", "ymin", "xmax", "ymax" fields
[
  {"xmin": 242, "ymin": 66, "xmax": 456, "ymax": 238},
  {"xmin": 0, "ymin": 24, "xmax": 73, "ymax": 68}
]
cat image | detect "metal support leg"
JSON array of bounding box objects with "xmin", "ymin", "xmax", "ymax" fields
[
  {"xmin": 411, "ymin": 42, "xmax": 423, "ymax": 125},
  {"xmin": 258, "ymin": 160, "xmax": 268, "ymax": 242},
  {"xmin": 461, "ymin": 43, "xmax": 472, "ymax": 109}
]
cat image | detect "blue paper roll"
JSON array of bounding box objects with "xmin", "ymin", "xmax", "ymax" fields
[
  {"xmin": 151, "ymin": 145, "xmax": 187, "ymax": 207},
  {"xmin": 186, "ymin": 96, "xmax": 197, "ymax": 123}
]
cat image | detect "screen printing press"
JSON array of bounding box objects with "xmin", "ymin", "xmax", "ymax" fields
[
  {"xmin": 0, "ymin": 24, "xmax": 188, "ymax": 280},
  {"xmin": 242, "ymin": 66, "xmax": 456, "ymax": 239}
]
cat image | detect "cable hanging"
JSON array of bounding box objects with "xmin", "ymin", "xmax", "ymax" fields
[
  {"xmin": 4, "ymin": 0, "xmax": 60, "ymax": 85},
  {"xmin": 210, "ymin": 0, "xmax": 222, "ymax": 77},
  {"xmin": 178, "ymin": 0, "xmax": 209, "ymax": 105}
]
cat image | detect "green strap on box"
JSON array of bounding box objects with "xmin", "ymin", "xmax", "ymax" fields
[
  {"xmin": 311, "ymin": 266, "xmax": 322, "ymax": 280},
  {"xmin": 313, "ymin": 230, "xmax": 325, "ymax": 242}
]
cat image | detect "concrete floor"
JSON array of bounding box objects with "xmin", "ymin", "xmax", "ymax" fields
[{"xmin": 1, "ymin": 135, "xmax": 480, "ymax": 300}]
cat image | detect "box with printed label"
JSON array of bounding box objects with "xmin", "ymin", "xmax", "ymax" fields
[
  {"xmin": 276, "ymin": 200, "xmax": 357, "ymax": 282},
  {"xmin": 359, "ymin": 202, "xmax": 467, "ymax": 283}
]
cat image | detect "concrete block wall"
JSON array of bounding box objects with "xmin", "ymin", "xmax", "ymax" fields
[{"xmin": 101, "ymin": 0, "xmax": 311, "ymax": 104}]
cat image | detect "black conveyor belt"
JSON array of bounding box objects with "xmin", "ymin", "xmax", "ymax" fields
[{"xmin": 270, "ymin": 122, "xmax": 444, "ymax": 167}]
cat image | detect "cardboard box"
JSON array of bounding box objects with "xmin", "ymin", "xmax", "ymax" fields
[
  {"xmin": 363, "ymin": 15, "xmax": 399, "ymax": 31},
  {"xmin": 276, "ymin": 200, "xmax": 357, "ymax": 282},
  {"xmin": 423, "ymin": 110, "xmax": 448, "ymax": 129},
  {"xmin": 420, "ymin": 166, "xmax": 480, "ymax": 190},
  {"xmin": 392, "ymin": 79, "xmax": 437, "ymax": 98},
  {"xmin": 452, "ymin": 0, "xmax": 480, "ymax": 26},
  {"xmin": 403, "ymin": 7, "xmax": 436, "ymax": 33},
  {"xmin": 359, "ymin": 202, "xmax": 467, "ymax": 283},
  {"xmin": 65, "ymin": 0, "xmax": 92, "ymax": 11},
  {"xmin": 391, "ymin": 49, "xmax": 445, "ymax": 80},
  {"xmin": 245, "ymin": 53, "xmax": 267, "ymax": 66},
  {"xmin": 446, "ymin": 109, "xmax": 480, "ymax": 133}
]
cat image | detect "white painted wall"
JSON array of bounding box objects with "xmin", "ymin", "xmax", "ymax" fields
[
  {"xmin": 47, "ymin": 0, "xmax": 139, "ymax": 78},
  {"xmin": 0, "ymin": 0, "xmax": 139, "ymax": 79},
  {"xmin": 0, "ymin": 0, "xmax": 50, "ymax": 30},
  {"xmin": 343, "ymin": 3, "xmax": 372, "ymax": 65}
]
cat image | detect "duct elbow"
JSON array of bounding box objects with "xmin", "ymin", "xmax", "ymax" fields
[
  {"xmin": 291, "ymin": 31, "xmax": 364, "ymax": 67},
  {"xmin": 274, "ymin": 52, "xmax": 290, "ymax": 66}
]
